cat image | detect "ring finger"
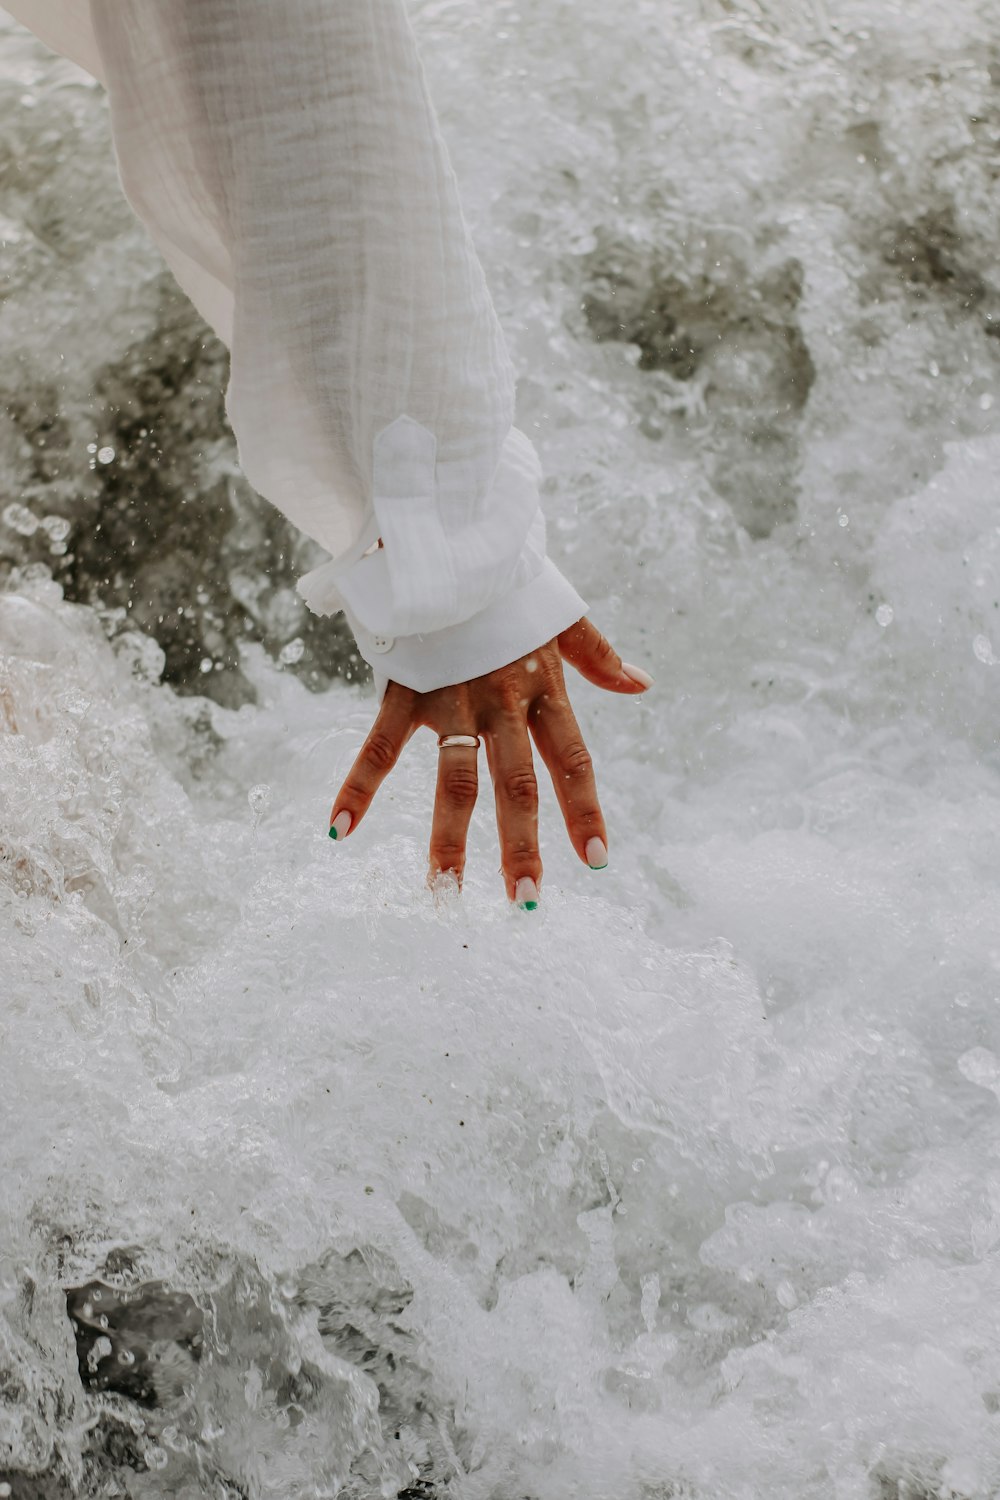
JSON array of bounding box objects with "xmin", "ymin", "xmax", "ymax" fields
[{"xmin": 428, "ymin": 731, "xmax": 480, "ymax": 887}]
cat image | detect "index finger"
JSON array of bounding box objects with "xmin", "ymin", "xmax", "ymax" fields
[
  {"xmin": 529, "ymin": 689, "xmax": 608, "ymax": 870},
  {"xmin": 329, "ymin": 686, "xmax": 415, "ymax": 839}
]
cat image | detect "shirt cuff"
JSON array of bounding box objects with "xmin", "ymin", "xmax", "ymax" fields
[{"xmin": 339, "ymin": 557, "xmax": 587, "ymax": 698}]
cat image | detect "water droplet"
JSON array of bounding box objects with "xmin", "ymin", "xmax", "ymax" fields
[
  {"xmin": 776, "ymin": 1280, "xmax": 798, "ymax": 1310},
  {"xmin": 875, "ymin": 604, "xmax": 894, "ymax": 628},
  {"xmin": 837, "ymin": 513, "xmax": 849, "ymax": 528},
  {"xmin": 97, "ymin": 446, "xmax": 116, "ymax": 465},
  {"xmin": 928, "ymin": 360, "xmax": 940, "ymax": 378},
  {"xmin": 278, "ymin": 636, "xmax": 305, "ymax": 666},
  {"xmin": 980, "ymin": 393, "xmax": 994, "ymax": 411},
  {"xmin": 973, "ymin": 635, "xmax": 996, "ymax": 666}
]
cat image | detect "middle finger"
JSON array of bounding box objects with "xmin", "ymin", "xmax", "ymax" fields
[{"xmin": 485, "ymin": 711, "xmax": 542, "ymax": 906}]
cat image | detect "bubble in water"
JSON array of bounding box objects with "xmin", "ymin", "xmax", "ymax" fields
[
  {"xmin": 200, "ymin": 658, "xmax": 214, "ymax": 674},
  {"xmin": 776, "ymin": 1280, "xmax": 799, "ymax": 1310},
  {"xmin": 2, "ymin": 502, "xmax": 38, "ymax": 536},
  {"xmin": 837, "ymin": 513, "xmax": 849, "ymax": 528},
  {"xmin": 980, "ymin": 393, "xmax": 994, "ymax": 411},
  {"xmin": 86, "ymin": 442, "xmax": 97, "ymax": 454},
  {"xmin": 875, "ymin": 604, "xmax": 894, "ymax": 628},
  {"xmin": 972, "ymin": 635, "xmax": 996, "ymax": 666},
  {"xmin": 40, "ymin": 515, "xmax": 71, "ymax": 542},
  {"xmin": 97, "ymin": 446, "xmax": 116, "ymax": 465},
  {"xmin": 278, "ymin": 636, "xmax": 305, "ymax": 666}
]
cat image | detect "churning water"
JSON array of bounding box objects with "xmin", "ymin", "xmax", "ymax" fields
[{"xmin": 3, "ymin": 1, "xmax": 1000, "ymax": 1496}]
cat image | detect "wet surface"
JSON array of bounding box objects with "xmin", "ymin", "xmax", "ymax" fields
[
  {"xmin": 3, "ymin": 1, "xmax": 1000, "ymax": 1497},
  {"xmin": 66, "ymin": 1280, "xmax": 204, "ymax": 1407}
]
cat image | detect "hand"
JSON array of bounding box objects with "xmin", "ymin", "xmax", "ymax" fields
[{"xmin": 328, "ymin": 619, "xmax": 653, "ymax": 907}]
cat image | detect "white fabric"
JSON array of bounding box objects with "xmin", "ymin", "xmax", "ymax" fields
[
  {"xmin": 3, "ymin": 0, "xmax": 586, "ymax": 690},
  {"xmin": 348, "ymin": 555, "xmax": 590, "ymax": 700}
]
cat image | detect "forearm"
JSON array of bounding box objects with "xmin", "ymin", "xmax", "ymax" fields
[{"xmin": 13, "ymin": 0, "xmax": 587, "ymax": 682}]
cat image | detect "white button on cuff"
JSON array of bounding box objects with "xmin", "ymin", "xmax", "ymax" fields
[{"xmin": 370, "ymin": 635, "xmax": 394, "ymax": 654}]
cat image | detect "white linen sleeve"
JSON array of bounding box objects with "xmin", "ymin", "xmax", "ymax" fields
[{"xmin": 4, "ymin": 0, "xmax": 587, "ymax": 692}]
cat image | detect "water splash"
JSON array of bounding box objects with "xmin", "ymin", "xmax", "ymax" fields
[{"xmin": 3, "ymin": 0, "xmax": 1000, "ymax": 1497}]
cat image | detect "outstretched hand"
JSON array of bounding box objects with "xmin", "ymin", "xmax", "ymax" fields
[{"xmin": 328, "ymin": 619, "xmax": 652, "ymax": 907}]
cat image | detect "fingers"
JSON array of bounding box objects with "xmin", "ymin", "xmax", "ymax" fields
[
  {"xmin": 529, "ymin": 688, "xmax": 608, "ymax": 869},
  {"xmin": 485, "ymin": 713, "xmax": 542, "ymax": 905},
  {"xmin": 330, "ymin": 685, "xmax": 414, "ymax": 838},
  {"xmin": 557, "ymin": 618, "xmax": 653, "ymax": 694},
  {"xmin": 429, "ymin": 740, "xmax": 479, "ymax": 886}
]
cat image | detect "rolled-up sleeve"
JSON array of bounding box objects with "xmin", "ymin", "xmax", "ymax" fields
[{"xmin": 5, "ymin": 0, "xmax": 587, "ymax": 691}]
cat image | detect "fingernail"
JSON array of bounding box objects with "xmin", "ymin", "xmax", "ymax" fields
[
  {"xmin": 328, "ymin": 810, "xmax": 352, "ymax": 841},
  {"xmin": 515, "ymin": 877, "xmax": 539, "ymax": 911},
  {"xmin": 585, "ymin": 837, "xmax": 608, "ymax": 870},
  {"xmin": 621, "ymin": 662, "xmax": 654, "ymax": 689}
]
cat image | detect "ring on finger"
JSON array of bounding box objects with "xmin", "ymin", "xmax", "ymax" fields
[{"xmin": 437, "ymin": 734, "xmax": 481, "ymax": 750}]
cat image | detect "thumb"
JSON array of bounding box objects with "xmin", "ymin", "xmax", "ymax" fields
[{"xmin": 557, "ymin": 618, "xmax": 654, "ymax": 695}]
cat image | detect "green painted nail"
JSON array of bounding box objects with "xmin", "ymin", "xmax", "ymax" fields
[
  {"xmin": 520, "ymin": 900, "xmax": 539, "ymax": 911},
  {"xmin": 586, "ymin": 837, "xmax": 608, "ymax": 869}
]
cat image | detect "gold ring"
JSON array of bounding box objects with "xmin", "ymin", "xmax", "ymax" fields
[{"xmin": 437, "ymin": 734, "xmax": 480, "ymax": 750}]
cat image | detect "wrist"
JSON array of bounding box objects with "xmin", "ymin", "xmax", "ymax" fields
[{"xmin": 342, "ymin": 557, "xmax": 587, "ymax": 698}]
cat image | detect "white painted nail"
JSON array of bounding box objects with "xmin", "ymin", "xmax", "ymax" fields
[
  {"xmin": 621, "ymin": 662, "xmax": 654, "ymax": 689},
  {"xmin": 328, "ymin": 810, "xmax": 352, "ymax": 841},
  {"xmin": 514, "ymin": 877, "xmax": 540, "ymax": 910},
  {"xmin": 585, "ymin": 837, "xmax": 608, "ymax": 869}
]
